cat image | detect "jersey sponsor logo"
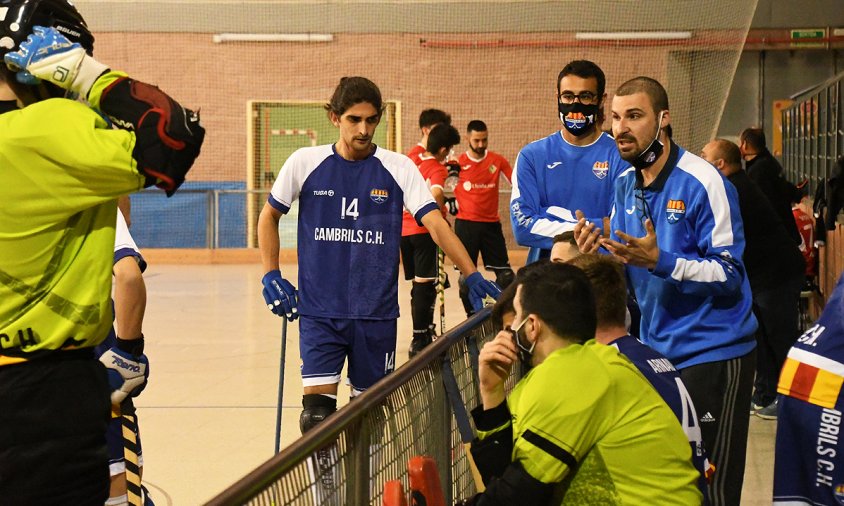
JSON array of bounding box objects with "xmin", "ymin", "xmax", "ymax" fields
[
  {"xmin": 462, "ymin": 181, "xmax": 496, "ymax": 192},
  {"xmin": 314, "ymin": 227, "xmax": 384, "ymax": 245},
  {"xmin": 511, "ymin": 202, "xmax": 533, "ymax": 228},
  {"xmin": 546, "ymin": 161, "xmax": 562, "ymax": 170},
  {"xmin": 666, "ymin": 199, "xmax": 686, "ymax": 224},
  {"xmin": 370, "ymin": 188, "xmax": 389, "ymax": 204},
  {"xmin": 592, "ymin": 161, "xmax": 609, "ymax": 180},
  {"xmin": 313, "ymin": 189, "xmax": 335, "ymax": 197}
]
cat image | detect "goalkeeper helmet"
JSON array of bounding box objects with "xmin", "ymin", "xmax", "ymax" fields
[{"xmin": 0, "ymin": 0, "xmax": 94, "ymax": 56}]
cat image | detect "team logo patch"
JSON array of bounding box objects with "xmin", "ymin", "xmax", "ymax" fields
[
  {"xmin": 592, "ymin": 161, "xmax": 609, "ymax": 179},
  {"xmin": 370, "ymin": 188, "xmax": 389, "ymax": 203},
  {"xmin": 489, "ymin": 164, "xmax": 497, "ymax": 174},
  {"xmin": 564, "ymin": 112, "xmax": 593, "ymax": 129},
  {"xmin": 833, "ymin": 483, "xmax": 844, "ymax": 504},
  {"xmin": 666, "ymin": 199, "xmax": 686, "ymax": 224}
]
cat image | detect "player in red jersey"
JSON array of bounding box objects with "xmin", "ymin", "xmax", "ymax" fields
[
  {"xmin": 401, "ymin": 124, "xmax": 462, "ymax": 357},
  {"xmin": 454, "ymin": 120, "xmax": 516, "ymax": 316},
  {"xmin": 408, "ymin": 109, "xmax": 451, "ymax": 165}
]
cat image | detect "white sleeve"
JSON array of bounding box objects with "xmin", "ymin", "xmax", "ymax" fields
[
  {"xmin": 397, "ymin": 157, "xmax": 438, "ymax": 220},
  {"xmin": 114, "ymin": 209, "xmax": 139, "ymax": 254}
]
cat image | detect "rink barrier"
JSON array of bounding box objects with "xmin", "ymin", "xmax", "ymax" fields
[{"xmin": 206, "ymin": 307, "xmax": 520, "ymax": 506}]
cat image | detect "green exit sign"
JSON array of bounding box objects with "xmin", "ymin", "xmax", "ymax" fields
[
  {"xmin": 791, "ymin": 28, "xmax": 827, "ymax": 48},
  {"xmin": 791, "ymin": 29, "xmax": 825, "ymax": 40}
]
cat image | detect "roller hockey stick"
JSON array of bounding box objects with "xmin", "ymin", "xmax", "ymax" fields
[
  {"xmin": 437, "ymin": 247, "xmax": 447, "ymax": 336},
  {"xmin": 274, "ymin": 319, "xmax": 288, "ymax": 454},
  {"xmin": 116, "ymin": 403, "xmax": 143, "ymax": 506}
]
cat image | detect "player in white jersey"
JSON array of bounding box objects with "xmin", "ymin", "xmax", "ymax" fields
[
  {"xmin": 257, "ymin": 77, "xmax": 501, "ymax": 435},
  {"xmin": 96, "ymin": 204, "xmax": 152, "ymax": 505}
]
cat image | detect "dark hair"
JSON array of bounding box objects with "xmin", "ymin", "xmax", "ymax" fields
[
  {"xmin": 426, "ymin": 124, "xmax": 460, "ymax": 155},
  {"xmin": 712, "ymin": 138, "xmax": 743, "ymax": 167},
  {"xmin": 740, "ymin": 127, "xmax": 767, "ymax": 151},
  {"xmin": 324, "ymin": 77, "xmax": 383, "ymax": 117},
  {"xmin": 567, "ymin": 255, "xmax": 627, "ymax": 328},
  {"xmin": 558, "ymin": 60, "xmax": 606, "ymax": 97},
  {"xmin": 467, "ymin": 119, "xmax": 487, "ymax": 133},
  {"xmin": 552, "ymin": 231, "xmax": 577, "ymax": 246},
  {"xmin": 515, "ymin": 261, "xmax": 597, "ymax": 344},
  {"xmin": 616, "ymin": 76, "xmax": 669, "ymax": 114},
  {"xmin": 419, "ymin": 108, "xmax": 451, "ymax": 129},
  {"xmin": 490, "ymin": 282, "xmax": 517, "ymax": 331}
]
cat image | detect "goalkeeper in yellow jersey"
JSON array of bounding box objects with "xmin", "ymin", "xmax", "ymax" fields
[
  {"xmin": 465, "ymin": 261, "xmax": 702, "ymax": 505},
  {"xmin": 0, "ymin": 1, "xmax": 204, "ymax": 503}
]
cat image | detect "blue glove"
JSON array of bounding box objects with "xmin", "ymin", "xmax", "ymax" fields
[
  {"xmin": 465, "ymin": 272, "xmax": 502, "ymax": 311},
  {"xmin": 99, "ymin": 337, "xmax": 149, "ymax": 406},
  {"xmin": 262, "ymin": 269, "xmax": 299, "ymax": 320},
  {"xmin": 3, "ymin": 25, "xmax": 108, "ymax": 94}
]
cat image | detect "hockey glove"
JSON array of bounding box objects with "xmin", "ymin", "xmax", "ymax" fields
[
  {"xmin": 465, "ymin": 272, "xmax": 502, "ymax": 311},
  {"xmin": 4, "ymin": 26, "xmax": 108, "ymax": 97},
  {"xmin": 262, "ymin": 269, "xmax": 299, "ymax": 321},
  {"xmin": 99, "ymin": 336, "xmax": 149, "ymax": 406},
  {"xmin": 445, "ymin": 197, "xmax": 459, "ymax": 216},
  {"xmin": 445, "ymin": 161, "xmax": 461, "ymax": 191}
]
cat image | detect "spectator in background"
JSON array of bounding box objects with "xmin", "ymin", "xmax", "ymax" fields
[
  {"xmin": 510, "ymin": 60, "xmax": 628, "ymax": 263},
  {"xmin": 739, "ymin": 127, "xmax": 801, "ymax": 244},
  {"xmin": 701, "ymin": 139, "xmax": 804, "ymax": 420},
  {"xmin": 453, "ymin": 120, "xmax": 515, "ymax": 317}
]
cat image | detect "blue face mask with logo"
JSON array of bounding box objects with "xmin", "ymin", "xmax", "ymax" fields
[{"xmin": 558, "ymin": 102, "xmax": 599, "ymax": 137}]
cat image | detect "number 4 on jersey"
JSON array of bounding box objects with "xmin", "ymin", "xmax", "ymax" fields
[{"xmin": 341, "ymin": 197, "xmax": 359, "ymax": 220}]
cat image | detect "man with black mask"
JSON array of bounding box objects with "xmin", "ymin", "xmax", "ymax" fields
[
  {"xmin": 575, "ymin": 76, "xmax": 756, "ymax": 506},
  {"xmin": 509, "ymin": 60, "xmax": 629, "ymax": 263}
]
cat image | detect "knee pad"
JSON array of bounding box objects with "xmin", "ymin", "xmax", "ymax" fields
[
  {"xmin": 300, "ymin": 394, "xmax": 337, "ymax": 434},
  {"xmin": 495, "ymin": 269, "xmax": 516, "ymax": 289}
]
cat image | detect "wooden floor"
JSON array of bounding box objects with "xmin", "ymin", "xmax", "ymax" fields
[{"xmin": 135, "ymin": 263, "xmax": 777, "ymax": 505}]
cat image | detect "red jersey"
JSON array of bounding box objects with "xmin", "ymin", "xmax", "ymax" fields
[
  {"xmin": 407, "ymin": 143, "xmax": 426, "ymax": 166},
  {"xmin": 454, "ymin": 150, "xmax": 512, "ymax": 222},
  {"xmin": 402, "ymin": 155, "xmax": 446, "ymax": 236},
  {"xmin": 793, "ymin": 206, "xmax": 816, "ymax": 277}
]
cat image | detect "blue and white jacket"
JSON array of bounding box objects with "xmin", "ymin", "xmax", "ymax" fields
[
  {"xmin": 611, "ymin": 142, "xmax": 757, "ymax": 369},
  {"xmin": 510, "ymin": 131, "xmax": 627, "ymax": 261}
]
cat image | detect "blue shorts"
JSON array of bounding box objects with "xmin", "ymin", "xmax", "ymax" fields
[
  {"xmin": 106, "ymin": 412, "xmax": 143, "ymax": 477},
  {"xmin": 774, "ymin": 395, "xmax": 844, "ymax": 504},
  {"xmin": 299, "ymin": 316, "xmax": 397, "ymax": 393}
]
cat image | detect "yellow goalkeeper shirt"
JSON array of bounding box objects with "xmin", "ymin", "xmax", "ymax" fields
[
  {"xmin": 477, "ymin": 340, "xmax": 702, "ymax": 505},
  {"xmin": 0, "ymin": 72, "xmax": 145, "ymax": 365}
]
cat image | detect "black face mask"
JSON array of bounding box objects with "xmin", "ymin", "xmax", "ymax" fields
[
  {"xmin": 558, "ymin": 102, "xmax": 599, "ymax": 137},
  {"xmin": 508, "ymin": 316, "xmax": 534, "ymax": 365},
  {"xmin": 0, "ymin": 100, "xmax": 18, "ymax": 114},
  {"xmin": 630, "ymin": 112, "xmax": 666, "ymax": 171}
]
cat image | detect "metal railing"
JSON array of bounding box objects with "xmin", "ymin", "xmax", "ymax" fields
[
  {"xmin": 205, "ymin": 309, "xmax": 516, "ymax": 506},
  {"xmin": 782, "ymin": 70, "xmax": 844, "ymax": 195}
]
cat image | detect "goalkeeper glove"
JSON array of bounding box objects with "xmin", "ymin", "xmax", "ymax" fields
[{"xmin": 465, "ymin": 272, "xmax": 502, "ymax": 311}]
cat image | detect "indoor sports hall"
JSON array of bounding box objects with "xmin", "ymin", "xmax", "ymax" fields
[{"xmin": 56, "ymin": 0, "xmax": 844, "ymax": 504}]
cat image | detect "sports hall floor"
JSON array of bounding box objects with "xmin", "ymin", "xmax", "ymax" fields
[{"xmin": 136, "ymin": 262, "xmax": 776, "ymax": 505}]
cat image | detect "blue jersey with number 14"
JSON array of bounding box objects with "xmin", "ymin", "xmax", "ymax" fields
[{"xmin": 268, "ymin": 144, "xmax": 438, "ymax": 320}]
